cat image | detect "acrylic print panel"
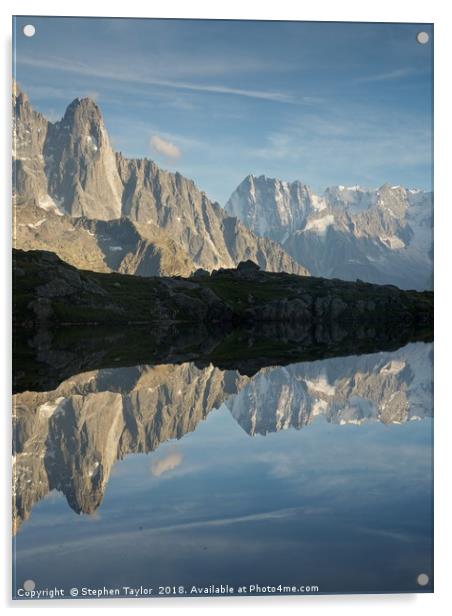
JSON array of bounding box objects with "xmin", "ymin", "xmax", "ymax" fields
[{"xmin": 12, "ymin": 16, "xmax": 433, "ymax": 600}]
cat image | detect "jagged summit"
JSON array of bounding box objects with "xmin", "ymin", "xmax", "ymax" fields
[
  {"xmin": 226, "ymin": 174, "xmax": 433, "ymax": 290},
  {"xmin": 12, "ymin": 80, "xmax": 27, "ymax": 100},
  {"xmin": 62, "ymin": 96, "xmax": 103, "ymax": 121},
  {"xmin": 13, "ymin": 86, "xmax": 308, "ymax": 278}
]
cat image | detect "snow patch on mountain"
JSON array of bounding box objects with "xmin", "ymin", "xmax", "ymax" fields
[
  {"xmin": 38, "ymin": 195, "xmax": 64, "ymax": 216},
  {"xmin": 226, "ymin": 175, "xmax": 433, "ymax": 290},
  {"xmin": 304, "ymin": 214, "xmax": 335, "ymax": 234}
]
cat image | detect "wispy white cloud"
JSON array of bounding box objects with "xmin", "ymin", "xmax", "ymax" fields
[
  {"xmin": 18, "ymin": 55, "xmax": 295, "ymax": 104},
  {"xmin": 230, "ymin": 101, "xmax": 432, "ymax": 200},
  {"xmin": 23, "ymin": 83, "xmax": 100, "ymax": 102},
  {"xmin": 150, "ymin": 134, "xmax": 182, "ymax": 160},
  {"xmin": 355, "ymin": 68, "xmax": 415, "ymax": 83},
  {"xmin": 249, "ymin": 103, "xmax": 431, "ymax": 169}
]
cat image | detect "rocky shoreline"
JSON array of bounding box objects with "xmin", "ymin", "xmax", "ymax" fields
[
  {"xmin": 13, "ymin": 249, "xmax": 433, "ymax": 393},
  {"xmin": 14, "ymin": 249, "xmax": 433, "ymax": 329}
]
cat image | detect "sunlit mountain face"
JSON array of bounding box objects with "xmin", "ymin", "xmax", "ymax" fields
[
  {"xmin": 226, "ymin": 176, "xmax": 433, "ymax": 291},
  {"xmin": 13, "ymin": 341, "xmax": 433, "ymax": 595},
  {"xmin": 12, "ymin": 84, "xmax": 308, "ymax": 279}
]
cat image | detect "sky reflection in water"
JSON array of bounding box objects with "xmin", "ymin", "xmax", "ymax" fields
[{"xmin": 13, "ymin": 342, "xmax": 433, "ymax": 596}]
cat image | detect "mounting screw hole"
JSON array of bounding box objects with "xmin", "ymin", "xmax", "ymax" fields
[
  {"xmin": 22, "ymin": 24, "xmax": 36, "ymax": 37},
  {"xmin": 417, "ymin": 573, "xmax": 429, "ymax": 586},
  {"xmin": 23, "ymin": 579, "xmax": 36, "ymax": 591},
  {"xmin": 416, "ymin": 32, "xmax": 429, "ymax": 45}
]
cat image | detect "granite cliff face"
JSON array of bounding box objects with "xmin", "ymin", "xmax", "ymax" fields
[
  {"xmin": 226, "ymin": 175, "xmax": 433, "ymax": 290},
  {"xmin": 12, "ymin": 84, "xmax": 307, "ymax": 277},
  {"xmin": 13, "ymin": 342, "xmax": 432, "ymax": 533},
  {"xmin": 44, "ymin": 96, "xmax": 123, "ymax": 219},
  {"xmin": 12, "ymin": 83, "xmax": 50, "ymax": 209}
]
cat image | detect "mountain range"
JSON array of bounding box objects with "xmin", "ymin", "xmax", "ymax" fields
[
  {"xmin": 13, "ymin": 83, "xmax": 433, "ymax": 288},
  {"xmin": 13, "ymin": 83, "xmax": 307, "ymax": 278},
  {"xmin": 226, "ymin": 175, "xmax": 433, "ymax": 290}
]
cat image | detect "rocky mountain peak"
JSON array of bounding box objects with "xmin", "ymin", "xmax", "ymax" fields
[
  {"xmin": 58, "ymin": 95, "xmax": 105, "ymax": 135},
  {"xmin": 226, "ymin": 174, "xmax": 313, "ymax": 244},
  {"xmin": 61, "ymin": 97, "xmax": 104, "ymax": 134},
  {"xmin": 13, "ymin": 87, "xmax": 308, "ymax": 278},
  {"xmin": 12, "ymin": 82, "xmax": 50, "ymax": 209},
  {"xmin": 227, "ymin": 174, "xmax": 433, "ymax": 290},
  {"xmin": 12, "ymin": 80, "xmax": 28, "ymax": 110},
  {"xmin": 66, "ymin": 95, "xmax": 100, "ymax": 113},
  {"xmin": 375, "ymin": 183, "xmax": 408, "ymax": 217},
  {"xmin": 12, "ymin": 81, "xmax": 45, "ymax": 127},
  {"xmin": 41, "ymin": 94, "xmax": 123, "ymax": 219}
]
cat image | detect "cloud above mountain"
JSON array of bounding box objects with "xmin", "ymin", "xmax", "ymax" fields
[{"xmin": 150, "ymin": 134, "xmax": 182, "ymax": 159}]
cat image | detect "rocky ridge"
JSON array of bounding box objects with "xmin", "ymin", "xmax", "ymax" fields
[
  {"xmin": 226, "ymin": 175, "xmax": 433, "ymax": 290},
  {"xmin": 13, "ymin": 249, "xmax": 433, "ymax": 331},
  {"xmin": 13, "ymin": 83, "xmax": 307, "ymax": 278}
]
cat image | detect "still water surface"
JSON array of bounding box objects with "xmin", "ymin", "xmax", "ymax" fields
[{"xmin": 13, "ymin": 341, "xmax": 433, "ymax": 597}]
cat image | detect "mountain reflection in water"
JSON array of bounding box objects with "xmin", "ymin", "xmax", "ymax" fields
[{"xmin": 13, "ymin": 341, "xmax": 433, "ymax": 595}]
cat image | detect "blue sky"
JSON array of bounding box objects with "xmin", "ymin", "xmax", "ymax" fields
[{"xmin": 13, "ymin": 17, "xmax": 433, "ymax": 204}]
